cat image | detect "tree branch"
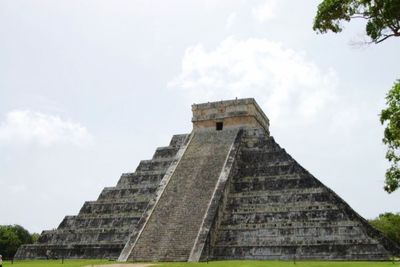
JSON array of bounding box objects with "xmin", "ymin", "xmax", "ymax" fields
[
  {"xmin": 350, "ymin": 13, "xmax": 371, "ymax": 19},
  {"xmin": 376, "ymin": 33, "xmax": 397, "ymax": 43}
]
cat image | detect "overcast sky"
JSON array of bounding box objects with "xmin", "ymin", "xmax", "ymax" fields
[{"xmin": 1, "ymin": 0, "xmax": 399, "ymax": 234}]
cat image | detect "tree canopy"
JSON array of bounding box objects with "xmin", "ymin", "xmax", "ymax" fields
[
  {"xmin": 369, "ymin": 212, "xmax": 400, "ymax": 244},
  {"xmin": 313, "ymin": 0, "xmax": 400, "ymax": 43},
  {"xmin": 313, "ymin": 0, "xmax": 400, "ymax": 192},
  {"xmin": 0, "ymin": 225, "xmax": 36, "ymax": 259},
  {"xmin": 380, "ymin": 81, "xmax": 400, "ymax": 193}
]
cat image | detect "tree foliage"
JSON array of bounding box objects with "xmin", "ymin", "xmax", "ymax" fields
[
  {"xmin": 313, "ymin": 1, "xmax": 400, "ymax": 192},
  {"xmin": 313, "ymin": 0, "xmax": 400, "ymax": 43},
  {"xmin": 380, "ymin": 81, "xmax": 400, "ymax": 193},
  {"xmin": 0, "ymin": 225, "xmax": 36, "ymax": 259},
  {"xmin": 31, "ymin": 232, "xmax": 40, "ymax": 243},
  {"xmin": 369, "ymin": 212, "xmax": 400, "ymax": 244}
]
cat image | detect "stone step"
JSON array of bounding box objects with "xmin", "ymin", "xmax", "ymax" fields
[
  {"xmin": 227, "ymin": 202, "xmax": 337, "ymax": 213},
  {"xmin": 227, "ymin": 187, "xmax": 327, "ymax": 197},
  {"xmin": 232, "ymin": 173, "xmax": 305, "ymax": 183},
  {"xmin": 94, "ymin": 198, "xmax": 153, "ymax": 204},
  {"xmin": 220, "ymin": 209, "xmax": 349, "ymax": 225},
  {"xmin": 128, "ymin": 129, "xmax": 240, "ymax": 261},
  {"xmin": 239, "ymin": 149, "xmax": 293, "ymax": 164},
  {"xmin": 227, "ymin": 190, "xmax": 330, "ymax": 205},
  {"xmin": 50, "ymin": 226, "xmax": 133, "ymax": 234},
  {"xmin": 232, "ymin": 176, "xmax": 320, "ymax": 192},
  {"xmin": 219, "ymin": 220, "xmax": 361, "ymax": 230},
  {"xmin": 58, "ymin": 215, "xmax": 140, "ymax": 229},
  {"xmin": 134, "ymin": 169, "xmax": 171, "ymax": 176},
  {"xmin": 40, "ymin": 227, "xmax": 132, "ymax": 237},
  {"xmin": 152, "ymin": 146, "xmax": 180, "ymax": 160},
  {"xmin": 97, "ymin": 186, "xmax": 157, "ymax": 201},
  {"xmin": 215, "ymin": 228, "xmax": 372, "ymax": 245},
  {"xmin": 116, "ymin": 173, "xmax": 164, "ymax": 187},
  {"xmin": 168, "ymin": 134, "xmax": 189, "ymax": 148},
  {"xmin": 212, "ymin": 244, "xmax": 388, "ymax": 260},
  {"xmin": 241, "ymin": 136, "xmax": 281, "ymax": 152},
  {"xmin": 15, "ymin": 243, "xmax": 124, "ymax": 260},
  {"xmin": 215, "ymin": 237, "xmax": 378, "ymax": 247},
  {"xmin": 78, "ymin": 201, "xmax": 148, "ymax": 215},
  {"xmin": 37, "ymin": 228, "xmax": 131, "ymax": 244},
  {"xmin": 242, "ymin": 159, "xmax": 299, "ymax": 169},
  {"xmin": 236, "ymin": 162, "xmax": 308, "ymax": 178},
  {"xmin": 135, "ymin": 158, "xmax": 175, "ymax": 173},
  {"xmin": 114, "ymin": 184, "xmax": 159, "ymax": 190},
  {"xmin": 76, "ymin": 211, "xmax": 143, "ymax": 218}
]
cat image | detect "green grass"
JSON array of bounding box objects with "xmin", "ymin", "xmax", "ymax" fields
[
  {"xmin": 3, "ymin": 260, "xmax": 399, "ymax": 267},
  {"xmin": 158, "ymin": 261, "xmax": 400, "ymax": 267},
  {"xmin": 3, "ymin": 259, "xmax": 115, "ymax": 267}
]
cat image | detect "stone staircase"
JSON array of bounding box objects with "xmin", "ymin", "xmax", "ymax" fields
[
  {"xmin": 14, "ymin": 134, "xmax": 188, "ymax": 259},
  {"xmin": 210, "ymin": 129, "xmax": 397, "ymax": 260},
  {"xmin": 128, "ymin": 129, "xmax": 240, "ymax": 261}
]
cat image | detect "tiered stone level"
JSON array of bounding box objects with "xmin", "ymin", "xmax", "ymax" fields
[
  {"xmin": 209, "ymin": 129, "xmax": 395, "ymax": 260},
  {"xmin": 15, "ymin": 98, "xmax": 400, "ymax": 261},
  {"xmin": 15, "ymin": 134, "xmax": 188, "ymax": 259}
]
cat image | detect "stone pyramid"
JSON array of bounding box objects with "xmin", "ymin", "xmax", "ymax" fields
[{"xmin": 16, "ymin": 98, "xmax": 400, "ymax": 261}]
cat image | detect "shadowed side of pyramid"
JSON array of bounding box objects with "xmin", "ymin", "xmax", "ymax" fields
[{"xmin": 208, "ymin": 128, "xmax": 400, "ymax": 260}]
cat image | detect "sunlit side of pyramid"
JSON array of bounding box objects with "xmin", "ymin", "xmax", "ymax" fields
[{"xmin": 16, "ymin": 98, "xmax": 400, "ymax": 261}]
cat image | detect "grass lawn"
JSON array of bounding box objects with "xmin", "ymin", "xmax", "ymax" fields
[
  {"xmin": 157, "ymin": 261, "xmax": 400, "ymax": 267},
  {"xmin": 2, "ymin": 259, "xmax": 115, "ymax": 267},
  {"xmin": 3, "ymin": 260, "xmax": 399, "ymax": 267}
]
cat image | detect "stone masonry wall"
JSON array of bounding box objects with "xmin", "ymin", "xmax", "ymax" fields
[
  {"xmin": 192, "ymin": 98, "xmax": 269, "ymax": 133},
  {"xmin": 14, "ymin": 134, "xmax": 188, "ymax": 260},
  {"xmin": 210, "ymin": 128, "xmax": 400, "ymax": 260}
]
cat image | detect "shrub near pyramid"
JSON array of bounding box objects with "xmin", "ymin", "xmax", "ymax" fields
[{"xmin": 16, "ymin": 98, "xmax": 400, "ymax": 261}]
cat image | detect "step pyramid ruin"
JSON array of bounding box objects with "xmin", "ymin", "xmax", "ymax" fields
[{"xmin": 15, "ymin": 98, "xmax": 400, "ymax": 261}]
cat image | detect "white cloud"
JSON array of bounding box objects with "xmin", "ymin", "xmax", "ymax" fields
[
  {"xmin": 252, "ymin": 0, "xmax": 278, "ymax": 22},
  {"xmin": 0, "ymin": 110, "xmax": 93, "ymax": 147},
  {"xmin": 168, "ymin": 37, "xmax": 338, "ymax": 124},
  {"xmin": 225, "ymin": 12, "xmax": 237, "ymax": 29}
]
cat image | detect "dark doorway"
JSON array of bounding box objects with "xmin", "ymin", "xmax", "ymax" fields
[{"xmin": 216, "ymin": 122, "xmax": 223, "ymax": 131}]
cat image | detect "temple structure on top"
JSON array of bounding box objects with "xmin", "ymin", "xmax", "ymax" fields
[
  {"xmin": 16, "ymin": 98, "xmax": 400, "ymax": 261},
  {"xmin": 192, "ymin": 98, "xmax": 269, "ymax": 133}
]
